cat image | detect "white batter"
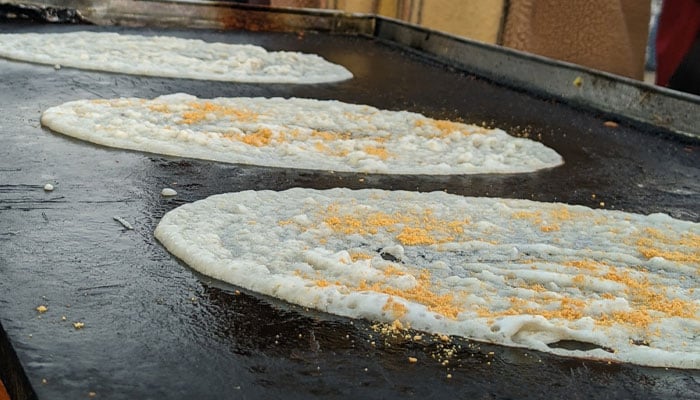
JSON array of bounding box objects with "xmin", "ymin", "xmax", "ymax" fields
[
  {"xmin": 154, "ymin": 188, "xmax": 700, "ymax": 369},
  {"xmin": 0, "ymin": 31, "xmax": 352, "ymax": 84},
  {"xmin": 41, "ymin": 94, "xmax": 563, "ymax": 175}
]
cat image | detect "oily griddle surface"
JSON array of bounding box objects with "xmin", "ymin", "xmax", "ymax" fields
[{"xmin": 0, "ymin": 22, "xmax": 699, "ymax": 400}]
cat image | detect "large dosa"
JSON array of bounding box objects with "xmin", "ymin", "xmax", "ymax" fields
[
  {"xmin": 0, "ymin": 31, "xmax": 352, "ymax": 84},
  {"xmin": 41, "ymin": 94, "xmax": 563, "ymax": 175},
  {"xmin": 154, "ymin": 188, "xmax": 700, "ymax": 369}
]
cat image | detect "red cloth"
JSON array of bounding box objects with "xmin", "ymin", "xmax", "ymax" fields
[{"xmin": 655, "ymin": 0, "xmax": 700, "ymax": 86}]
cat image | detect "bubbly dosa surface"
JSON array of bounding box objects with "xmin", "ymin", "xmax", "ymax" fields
[
  {"xmin": 154, "ymin": 188, "xmax": 700, "ymax": 369},
  {"xmin": 41, "ymin": 94, "xmax": 563, "ymax": 175},
  {"xmin": 0, "ymin": 31, "xmax": 352, "ymax": 83}
]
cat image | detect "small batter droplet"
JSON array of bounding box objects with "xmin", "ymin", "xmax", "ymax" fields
[{"xmin": 161, "ymin": 188, "xmax": 177, "ymax": 197}]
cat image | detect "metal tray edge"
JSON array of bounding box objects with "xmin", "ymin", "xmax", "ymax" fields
[{"xmin": 373, "ymin": 17, "xmax": 700, "ymax": 140}]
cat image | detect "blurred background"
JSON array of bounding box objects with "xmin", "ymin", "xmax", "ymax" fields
[
  {"xmin": 4, "ymin": 0, "xmax": 691, "ymax": 88},
  {"xmin": 273, "ymin": 0, "xmax": 662, "ymax": 82}
]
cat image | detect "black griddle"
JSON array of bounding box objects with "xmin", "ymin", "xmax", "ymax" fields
[{"xmin": 1, "ymin": 12, "xmax": 699, "ymax": 400}]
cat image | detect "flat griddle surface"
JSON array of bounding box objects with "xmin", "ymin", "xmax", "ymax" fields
[{"xmin": 1, "ymin": 22, "xmax": 699, "ymax": 400}]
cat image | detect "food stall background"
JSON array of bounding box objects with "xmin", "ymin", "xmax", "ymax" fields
[
  {"xmin": 6, "ymin": 0, "xmax": 660, "ymax": 81},
  {"xmin": 274, "ymin": 0, "xmax": 653, "ymax": 80}
]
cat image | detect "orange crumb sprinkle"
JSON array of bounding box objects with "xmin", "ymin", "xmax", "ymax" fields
[
  {"xmin": 382, "ymin": 297, "xmax": 408, "ymax": 319},
  {"xmin": 311, "ymin": 130, "xmax": 351, "ymax": 141},
  {"xmin": 240, "ymin": 128, "xmax": 273, "ymax": 147},
  {"xmin": 396, "ymin": 227, "xmax": 439, "ymax": 246},
  {"xmin": 315, "ymin": 279, "xmax": 331, "ymax": 288},
  {"xmin": 549, "ymin": 206, "xmax": 573, "ymax": 221},
  {"xmin": 565, "ymin": 259, "xmax": 603, "ymax": 272},
  {"xmin": 358, "ymin": 270, "xmax": 462, "ymax": 319},
  {"xmin": 383, "ymin": 265, "xmax": 406, "ymax": 277},
  {"xmin": 416, "ymin": 119, "xmax": 481, "ymax": 138},
  {"xmin": 363, "ymin": 145, "xmax": 392, "ymax": 160},
  {"xmin": 180, "ymin": 101, "xmax": 258, "ymax": 125},
  {"xmin": 319, "ymin": 206, "xmax": 468, "ymax": 247},
  {"xmin": 634, "ymin": 228, "xmax": 700, "ymax": 264},
  {"xmin": 349, "ymin": 252, "xmax": 374, "ymax": 262},
  {"xmin": 148, "ymin": 103, "xmax": 170, "ymax": 113},
  {"xmin": 540, "ymin": 224, "xmax": 560, "ymax": 232}
]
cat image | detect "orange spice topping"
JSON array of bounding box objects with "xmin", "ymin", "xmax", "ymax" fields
[
  {"xmin": 511, "ymin": 211, "xmax": 543, "ymax": 225},
  {"xmin": 600, "ymin": 270, "xmax": 698, "ymax": 326},
  {"xmin": 349, "ymin": 251, "xmax": 373, "ymax": 262},
  {"xmin": 240, "ymin": 128, "xmax": 273, "ymax": 147},
  {"xmin": 383, "ymin": 265, "xmax": 407, "ymax": 277},
  {"xmin": 486, "ymin": 296, "xmax": 588, "ymax": 321},
  {"xmin": 564, "ymin": 259, "xmax": 603, "ymax": 272},
  {"xmin": 319, "ymin": 206, "xmax": 468, "ymax": 246},
  {"xmin": 396, "ymin": 227, "xmax": 439, "ymax": 246},
  {"xmin": 540, "ymin": 224, "xmax": 560, "ymax": 232},
  {"xmin": 636, "ymin": 243, "xmax": 700, "ymax": 264},
  {"xmin": 311, "ymin": 130, "xmax": 351, "ymax": 141},
  {"xmin": 680, "ymin": 233, "xmax": 700, "ymax": 248},
  {"xmin": 549, "ymin": 206, "xmax": 573, "ymax": 221},
  {"xmin": 358, "ymin": 270, "xmax": 462, "ymax": 319},
  {"xmin": 416, "ymin": 119, "xmax": 481, "ymax": 138},
  {"xmin": 315, "ymin": 279, "xmax": 331, "ymax": 288},
  {"xmin": 363, "ymin": 145, "xmax": 392, "ymax": 160},
  {"xmin": 382, "ymin": 296, "xmax": 408, "ymax": 319},
  {"xmin": 324, "ymin": 214, "xmax": 368, "ymax": 235},
  {"xmin": 148, "ymin": 103, "xmax": 171, "ymax": 113},
  {"xmin": 530, "ymin": 284, "xmax": 547, "ymax": 292},
  {"xmin": 366, "ymin": 212, "xmax": 400, "ymax": 229},
  {"xmin": 513, "ymin": 207, "xmax": 577, "ymax": 232},
  {"xmin": 634, "ymin": 228, "xmax": 700, "ymax": 264},
  {"xmin": 179, "ymin": 101, "xmax": 258, "ymax": 125},
  {"xmin": 598, "ymin": 310, "xmax": 653, "ymax": 328}
]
